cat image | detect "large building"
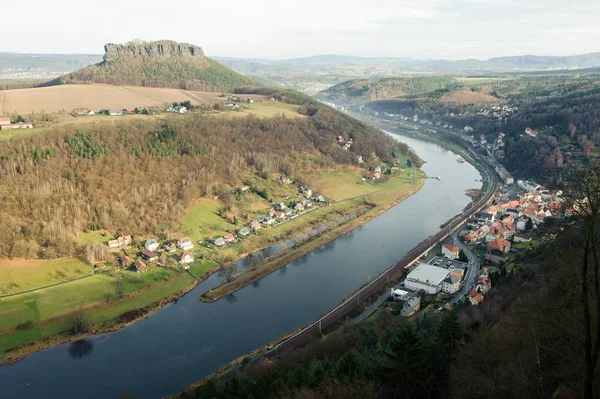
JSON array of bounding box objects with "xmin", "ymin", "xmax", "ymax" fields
[
  {"xmin": 442, "ymin": 243, "xmax": 460, "ymax": 259},
  {"xmin": 404, "ymin": 263, "xmax": 451, "ymax": 295}
]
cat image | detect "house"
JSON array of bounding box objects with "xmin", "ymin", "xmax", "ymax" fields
[
  {"xmin": 513, "ymin": 232, "xmax": 533, "ymax": 243},
  {"xmin": 294, "ymin": 203, "xmax": 305, "ymax": 212},
  {"xmin": 450, "ymin": 267, "xmax": 465, "ymax": 280},
  {"xmin": 108, "ymin": 109, "xmax": 123, "ymax": 116},
  {"xmin": 366, "ymin": 172, "xmax": 381, "ymax": 181},
  {"xmin": 488, "ymin": 237, "xmax": 511, "ymax": 254},
  {"xmin": 238, "ymin": 227, "xmax": 250, "ymax": 237},
  {"xmin": 477, "ymin": 212, "xmax": 495, "ymax": 224},
  {"xmin": 214, "ymin": 237, "xmax": 226, "ymax": 247},
  {"xmin": 180, "ymin": 251, "xmax": 194, "ymax": 264},
  {"xmin": 302, "ymin": 188, "xmax": 313, "ymax": 198},
  {"xmin": 442, "ymin": 243, "xmax": 460, "ymax": 260},
  {"xmin": 108, "ymin": 239, "xmax": 121, "ymax": 249},
  {"xmin": 94, "ymin": 262, "xmax": 105, "ymax": 270},
  {"xmin": 0, "ymin": 117, "xmax": 10, "ymax": 126},
  {"xmin": 283, "ymin": 208, "xmax": 293, "ymax": 216},
  {"xmin": 142, "ymin": 250, "xmax": 158, "ymax": 262},
  {"xmin": 260, "ymin": 216, "xmax": 275, "ymax": 225},
  {"xmin": 525, "ymin": 127, "xmax": 538, "ymax": 137},
  {"xmin": 401, "ymin": 295, "xmax": 421, "ymax": 317},
  {"xmin": 144, "ymin": 239, "xmax": 159, "ymax": 252},
  {"xmin": 134, "ymin": 259, "xmax": 147, "ymax": 273},
  {"xmin": 224, "ymin": 232, "xmax": 235, "ymax": 243},
  {"xmin": 442, "ymin": 275, "xmax": 461, "ymax": 294},
  {"xmin": 404, "ymin": 263, "xmax": 450, "ymax": 295},
  {"xmin": 225, "ymin": 102, "xmax": 236, "ymax": 108},
  {"xmin": 315, "ymin": 195, "xmax": 326, "ymax": 203},
  {"xmin": 177, "ymin": 237, "xmax": 193, "ymax": 251},
  {"xmin": 248, "ymin": 220, "xmax": 261, "ymax": 230},
  {"xmin": 108, "ymin": 234, "xmax": 132, "ymax": 248},
  {"xmin": 163, "ymin": 242, "xmax": 177, "ymax": 252},
  {"xmin": 118, "ymin": 255, "xmax": 131, "ymax": 268},
  {"xmin": 275, "ymin": 211, "xmax": 285, "ymax": 220},
  {"xmin": 469, "ymin": 290, "xmax": 484, "ymax": 305},
  {"xmin": 337, "ymin": 135, "xmax": 345, "ymax": 143},
  {"xmin": 0, "ymin": 122, "xmax": 33, "ymax": 130}
]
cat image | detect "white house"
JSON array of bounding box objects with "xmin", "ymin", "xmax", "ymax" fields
[
  {"xmin": 180, "ymin": 251, "xmax": 194, "ymax": 264},
  {"xmin": 442, "ymin": 275, "xmax": 461, "ymax": 294},
  {"xmin": 144, "ymin": 239, "xmax": 159, "ymax": 252},
  {"xmin": 177, "ymin": 237, "xmax": 193, "ymax": 251},
  {"xmin": 214, "ymin": 237, "xmax": 226, "ymax": 247},
  {"xmin": 302, "ymin": 188, "xmax": 313, "ymax": 198},
  {"xmin": 442, "ymin": 243, "xmax": 460, "ymax": 260},
  {"xmin": 404, "ymin": 264, "xmax": 450, "ymax": 295}
]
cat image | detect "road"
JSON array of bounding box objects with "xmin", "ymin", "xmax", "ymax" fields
[{"xmin": 449, "ymin": 226, "xmax": 480, "ymax": 306}]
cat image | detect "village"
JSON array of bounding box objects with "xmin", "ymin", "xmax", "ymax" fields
[
  {"xmin": 102, "ymin": 180, "xmax": 331, "ymax": 275},
  {"xmin": 389, "ymin": 179, "xmax": 565, "ymax": 318}
]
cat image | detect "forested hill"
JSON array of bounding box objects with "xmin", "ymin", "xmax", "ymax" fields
[
  {"xmin": 317, "ymin": 76, "xmax": 455, "ymax": 103},
  {"xmin": 0, "ymin": 100, "xmax": 406, "ymax": 259},
  {"xmin": 42, "ymin": 40, "xmax": 257, "ymax": 92}
]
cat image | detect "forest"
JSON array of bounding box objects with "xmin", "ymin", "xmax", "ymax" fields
[
  {"xmin": 180, "ymin": 168, "xmax": 600, "ymax": 399},
  {"xmin": 363, "ymin": 73, "xmax": 600, "ymax": 181},
  {"xmin": 0, "ymin": 104, "xmax": 405, "ymax": 259}
]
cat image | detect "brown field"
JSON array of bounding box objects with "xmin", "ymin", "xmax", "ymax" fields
[
  {"xmin": 441, "ymin": 89, "xmax": 502, "ymax": 105},
  {"xmin": 0, "ymin": 84, "xmax": 267, "ymax": 114}
]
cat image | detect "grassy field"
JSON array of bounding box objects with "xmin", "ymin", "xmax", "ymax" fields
[
  {"xmin": 0, "ymin": 260, "xmax": 215, "ymax": 357},
  {"xmin": 0, "ymin": 83, "xmax": 267, "ymax": 114},
  {"xmin": 211, "ymin": 101, "xmax": 304, "ymax": 119},
  {"xmin": 0, "ymin": 257, "xmax": 92, "ymax": 295}
]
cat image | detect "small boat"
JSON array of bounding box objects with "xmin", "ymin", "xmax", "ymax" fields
[{"xmin": 457, "ymin": 157, "xmax": 465, "ymax": 163}]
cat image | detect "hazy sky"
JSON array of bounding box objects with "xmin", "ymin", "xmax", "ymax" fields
[{"xmin": 2, "ymin": 0, "xmax": 599, "ymax": 59}]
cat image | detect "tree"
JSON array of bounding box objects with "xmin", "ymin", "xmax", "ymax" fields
[
  {"xmin": 458, "ymin": 250, "xmax": 468, "ymax": 262},
  {"xmin": 436, "ymin": 311, "xmax": 462, "ymax": 398},
  {"xmin": 115, "ymin": 279, "xmax": 125, "ymax": 298},
  {"xmin": 70, "ymin": 308, "xmax": 88, "ymax": 334},
  {"xmin": 562, "ymin": 164, "xmax": 600, "ymax": 399}
]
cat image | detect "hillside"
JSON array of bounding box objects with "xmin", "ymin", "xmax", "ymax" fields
[
  {"xmin": 317, "ymin": 77, "xmax": 456, "ymax": 103},
  {"xmin": 0, "ymin": 52, "xmax": 102, "ymax": 78},
  {"xmin": 0, "ymin": 97, "xmax": 406, "ymax": 258},
  {"xmin": 42, "ymin": 40, "xmax": 257, "ymax": 92}
]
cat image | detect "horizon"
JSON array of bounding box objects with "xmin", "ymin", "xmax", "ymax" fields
[{"xmin": 2, "ymin": 0, "xmax": 600, "ymax": 60}]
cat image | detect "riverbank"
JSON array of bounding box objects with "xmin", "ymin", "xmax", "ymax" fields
[
  {"xmin": 0, "ymin": 264, "xmax": 220, "ymax": 365},
  {"xmin": 200, "ymin": 176, "xmax": 424, "ymax": 303}
]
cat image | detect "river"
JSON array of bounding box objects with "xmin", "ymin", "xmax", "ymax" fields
[{"xmin": 0, "ymin": 128, "xmax": 481, "ymax": 399}]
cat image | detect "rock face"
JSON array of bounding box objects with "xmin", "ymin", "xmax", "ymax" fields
[{"xmin": 103, "ymin": 40, "xmax": 205, "ymax": 62}]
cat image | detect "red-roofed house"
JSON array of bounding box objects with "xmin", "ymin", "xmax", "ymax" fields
[
  {"xmin": 469, "ymin": 291, "xmax": 484, "ymax": 305},
  {"xmin": 488, "ymin": 237, "xmax": 511, "ymax": 254},
  {"xmin": 442, "ymin": 243, "xmax": 460, "ymax": 259},
  {"xmin": 224, "ymin": 232, "xmax": 235, "ymax": 243}
]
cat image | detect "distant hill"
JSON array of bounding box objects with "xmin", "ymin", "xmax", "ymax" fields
[
  {"xmin": 43, "ymin": 40, "xmax": 258, "ymax": 92},
  {"xmin": 0, "ymin": 52, "xmax": 102, "ymax": 77},
  {"xmin": 316, "ymin": 77, "xmax": 456, "ymax": 103}
]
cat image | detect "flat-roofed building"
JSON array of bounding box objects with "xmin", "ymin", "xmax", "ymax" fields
[{"xmin": 404, "ymin": 263, "xmax": 450, "ymax": 295}]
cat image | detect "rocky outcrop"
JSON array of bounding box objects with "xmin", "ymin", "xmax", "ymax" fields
[{"xmin": 103, "ymin": 40, "xmax": 205, "ymax": 62}]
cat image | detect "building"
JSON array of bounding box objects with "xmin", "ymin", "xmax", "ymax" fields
[
  {"xmin": 302, "ymin": 187, "xmax": 313, "ymax": 198},
  {"xmin": 248, "ymin": 220, "xmax": 261, "ymax": 230},
  {"xmin": 442, "ymin": 243, "xmax": 460, "ymax": 259},
  {"xmin": 486, "ymin": 248, "xmax": 508, "ymax": 264},
  {"xmin": 142, "ymin": 250, "xmax": 158, "ymax": 262},
  {"xmin": 0, "ymin": 122, "xmax": 33, "ymax": 130},
  {"xmin": 294, "ymin": 203, "xmax": 305, "ymax": 212},
  {"xmin": 134, "ymin": 259, "xmax": 147, "ymax": 273},
  {"xmin": 442, "ymin": 275, "xmax": 461, "ymax": 294},
  {"xmin": 144, "ymin": 239, "xmax": 159, "ymax": 252},
  {"xmin": 488, "ymin": 237, "xmax": 511, "ymax": 254},
  {"xmin": 108, "ymin": 109, "xmax": 123, "ymax": 116},
  {"xmin": 469, "ymin": 291, "xmax": 484, "ymax": 305},
  {"xmin": 404, "ymin": 263, "xmax": 450, "ymax": 295},
  {"xmin": 214, "ymin": 237, "xmax": 226, "ymax": 247},
  {"xmin": 163, "ymin": 242, "xmax": 176, "ymax": 252},
  {"xmin": 180, "ymin": 251, "xmax": 194, "ymax": 264},
  {"xmin": 401, "ymin": 295, "xmax": 421, "ymax": 317},
  {"xmin": 177, "ymin": 237, "xmax": 193, "ymax": 251},
  {"xmin": 513, "ymin": 232, "xmax": 533, "ymax": 243},
  {"xmin": 108, "ymin": 234, "xmax": 132, "ymax": 248},
  {"xmin": 238, "ymin": 227, "xmax": 250, "ymax": 237}
]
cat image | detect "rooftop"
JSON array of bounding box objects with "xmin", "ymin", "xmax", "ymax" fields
[{"xmin": 406, "ymin": 263, "xmax": 450, "ymax": 286}]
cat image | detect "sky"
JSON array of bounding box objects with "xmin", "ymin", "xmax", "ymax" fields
[{"xmin": 2, "ymin": 0, "xmax": 600, "ymax": 60}]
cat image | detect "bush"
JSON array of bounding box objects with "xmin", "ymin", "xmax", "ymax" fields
[{"xmin": 15, "ymin": 320, "xmax": 34, "ymax": 330}]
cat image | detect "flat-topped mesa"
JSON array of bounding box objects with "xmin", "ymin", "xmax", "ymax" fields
[{"xmin": 103, "ymin": 40, "xmax": 205, "ymax": 62}]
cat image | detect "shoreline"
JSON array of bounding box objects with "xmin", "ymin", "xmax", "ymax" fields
[
  {"xmin": 200, "ymin": 178, "xmax": 425, "ymax": 303},
  {"xmin": 0, "ymin": 265, "xmax": 220, "ymax": 365}
]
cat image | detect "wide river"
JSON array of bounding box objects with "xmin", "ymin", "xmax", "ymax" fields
[{"xmin": 0, "ymin": 128, "xmax": 481, "ymax": 399}]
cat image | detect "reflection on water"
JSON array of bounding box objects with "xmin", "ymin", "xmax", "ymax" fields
[{"xmin": 68, "ymin": 340, "xmax": 94, "ymax": 359}]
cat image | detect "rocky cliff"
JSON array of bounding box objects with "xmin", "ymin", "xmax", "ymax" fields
[
  {"xmin": 103, "ymin": 40, "xmax": 205, "ymax": 62},
  {"xmin": 42, "ymin": 40, "xmax": 257, "ymax": 92}
]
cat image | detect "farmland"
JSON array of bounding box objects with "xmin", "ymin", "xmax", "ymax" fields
[{"xmin": 0, "ymin": 83, "xmax": 268, "ymax": 114}]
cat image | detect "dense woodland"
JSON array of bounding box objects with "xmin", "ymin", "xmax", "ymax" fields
[
  {"xmin": 181, "ymin": 169, "xmax": 600, "ymax": 398},
  {"xmin": 0, "ymin": 105, "xmax": 406, "ymax": 259}
]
